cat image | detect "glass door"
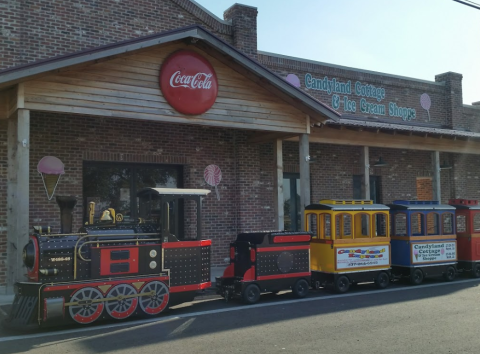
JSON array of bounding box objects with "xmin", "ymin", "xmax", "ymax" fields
[{"xmin": 283, "ymin": 173, "xmax": 301, "ymax": 231}]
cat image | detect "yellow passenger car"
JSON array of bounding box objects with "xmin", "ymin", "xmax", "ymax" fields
[{"xmin": 305, "ymin": 200, "xmax": 391, "ymax": 293}]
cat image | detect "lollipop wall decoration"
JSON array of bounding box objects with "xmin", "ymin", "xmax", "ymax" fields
[
  {"xmin": 420, "ymin": 93, "xmax": 431, "ymax": 121},
  {"xmin": 204, "ymin": 164, "xmax": 222, "ymax": 200},
  {"xmin": 37, "ymin": 156, "xmax": 65, "ymax": 200}
]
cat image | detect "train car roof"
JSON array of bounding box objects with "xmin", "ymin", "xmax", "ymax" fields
[
  {"xmin": 388, "ymin": 201, "xmax": 455, "ymax": 211},
  {"xmin": 449, "ymin": 204, "xmax": 480, "ymax": 210},
  {"xmin": 137, "ymin": 187, "xmax": 211, "ymax": 197},
  {"xmin": 305, "ymin": 203, "xmax": 389, "ymax": 211}
]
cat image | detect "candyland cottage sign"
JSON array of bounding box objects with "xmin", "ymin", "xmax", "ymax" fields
[
  {"xmin": 304, "ymin": 73, "xmax": 417, "ymax": 121},
  {"xmin": 411, "ymin": 241, "xmax": 456, "ymax": 264},
  {"xmin": 160, "ymin": 50, "xmax": 218, "ymax": 115}
]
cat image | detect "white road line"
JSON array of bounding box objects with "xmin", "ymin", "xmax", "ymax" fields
[{"xmin": 1, "ymin": 278, "xmax": 478, "ymax": 343}]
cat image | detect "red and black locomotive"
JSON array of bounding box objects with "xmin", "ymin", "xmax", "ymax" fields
[{"xmin": 5, "ymin": 188, "xmax": 212, "ymax": 328}]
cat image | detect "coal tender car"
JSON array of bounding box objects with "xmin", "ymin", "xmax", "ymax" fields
[
  {"xmin": 216, "ymin": 231, "xmax": 312, "ymax": 304},
  {"xmin": 4, "ymin": 188, "xmax": 212, "ymax": 329}
]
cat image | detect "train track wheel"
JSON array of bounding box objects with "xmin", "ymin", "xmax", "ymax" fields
[
  {"xmin": 105, "ymin": 284, "xmax": 138, "ymax": 320},
  {"xmin": 69, "ymin": 287, "xmax": 104, "ymax": 324},
  {"xmin": 139, "ymin": 281, "xmax": 169, "ymax": 315}
]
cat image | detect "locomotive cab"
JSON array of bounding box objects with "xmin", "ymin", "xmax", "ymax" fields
[{"xmin": 5, "ymin": 187, "xmax": 212, "ymax": 329}]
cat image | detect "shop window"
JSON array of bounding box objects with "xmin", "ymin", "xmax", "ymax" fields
[
  {"xmin": 373, "ymin": 213, "xmax": 388, "ymax": 237},
  {"xmin": 456, "ymin": 215, "xmax": 467, "ymax": 233},
  {"xmin": 394, "ymin": 213, "xmax": 407, "ymax": 236},
  {"xmin": 473, "ymin": 213, "xmax": 480, "ymax": 232},
  {"xmin": 354, "ymin": 213, "xmax": 370, "ymax": 238},
  {"xmin": 411, "ymin": 213, "xmax": 425, "ymax": 236},
  {"xmin": 83, "ymin": 162, "xmax": 182, "ymax": 231},
  {"xmin": 426, "ymin": 212, "xmax": 439, "ymax": 235},
  {"xmin": 335, "ymin": 213, "xmax": 352, "ymax": 239},
  {"xmin": 306, "ymin": 213, "xmax": 318, "ymax": 238},
  {"xmin": 442, "ymin": 213, "xmax": 454, "ymax": 235}
]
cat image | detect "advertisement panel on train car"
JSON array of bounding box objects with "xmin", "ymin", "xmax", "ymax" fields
[
  {"xmin": 411, "ymin": 241, "xmax": 457, "ymax": 264},
  {"xmin": 336, "ymin": 245, "xmax": 390, "ymax": 270}
]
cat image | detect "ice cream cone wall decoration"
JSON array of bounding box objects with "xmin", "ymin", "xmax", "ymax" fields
[{"xmin": 37, "ymin": 156, "xmax": 65, "ymax": 200}]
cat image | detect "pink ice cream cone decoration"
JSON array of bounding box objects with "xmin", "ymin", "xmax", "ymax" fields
[
  {"xmin": 37, "ymin": 156, "xmax": 65, "ymax": 200},
  {"xmin": 414, "ymin": 249, "xmax": 419, "ymax": 261}
]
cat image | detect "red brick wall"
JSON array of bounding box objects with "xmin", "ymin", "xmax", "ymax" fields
[{"xmin": 0, "ymin": 0, "xmax": 233, "ymax": 70}]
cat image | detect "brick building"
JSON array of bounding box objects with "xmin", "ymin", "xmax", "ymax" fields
[{"xmin": 1, "ymin": 0, "xmax": 480, "ymax": 289}]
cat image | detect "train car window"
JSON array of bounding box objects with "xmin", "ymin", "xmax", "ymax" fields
[
  {"xmin": 354, "ymin": 213, "xmax": 370, "ymax": 238},
  {"xmin": 335, "ymin": 213, "xmax": 352, "ymax": 239},
  {"xmin": 322, "ymin": 214, "xmax": 332, "ymax": 239},
  {"xmin": 456, "ymin": 215, "xmax": 467, "ymax": 233},
  {"xmin": 426, "ymin": 212, "xmax": 439, "ymax": 235},
  {"xmin": 306, "ymin": 213, "xmax": 319, "ymax": 238},
  {"xmin": 442, "ymin": 213, "xmax": 455, "ymax": 235},
  {"xmin": 411, "ymin": 213, "xmax": 425, "ymax": 236},
  {"xmin": 394, "ymin": 213, "xmax": 407, "ymax": 236},
  {"xmin": 473, "ymin": 213, "xmax": 480, "ymax": 232},
  {"xmin": 373, "ymin": 213, "xmax": 388, "ymax": 237}
]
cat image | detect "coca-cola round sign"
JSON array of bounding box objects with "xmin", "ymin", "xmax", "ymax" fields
[{"xmin": 159, "ymin": 50, "xmax": 218, "ymax": 115}]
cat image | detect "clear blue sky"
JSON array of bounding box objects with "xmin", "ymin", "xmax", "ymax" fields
[{"xmin": 194, "ymin": 0, "xmax": 479, "ymax": 105}]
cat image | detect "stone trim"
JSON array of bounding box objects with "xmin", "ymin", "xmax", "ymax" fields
[{"xmin": 83, "ymin": 151, "xmax": 189, "ymax": 165}]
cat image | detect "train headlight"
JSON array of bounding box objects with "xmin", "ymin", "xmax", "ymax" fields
[{"xmin": 23, "ymin": 240, "xmax": 36, "ymax": 270}]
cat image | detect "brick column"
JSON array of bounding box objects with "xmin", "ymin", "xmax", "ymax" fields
[
  {"xmin": 223, "ymin": 4, "xmax": 258, "ymax": 60},
  {"xmin": 435, "ymin": 72, "xmax": 463, "ymax": 129}
]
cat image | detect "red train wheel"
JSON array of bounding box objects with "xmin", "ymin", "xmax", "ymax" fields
[
  {"xmin": 139, "ymin": 281, "xmax": 169, "ymax": 315},
  {"xmin": 69, "ymin": 287, "xmax": 104, "ymax": 324},
  {"xmin": 105, "ymin": 284, "xmax": 138, "ymax": 320}
]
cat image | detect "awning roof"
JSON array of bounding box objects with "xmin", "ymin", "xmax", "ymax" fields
[{"xmin": 0, "ymin": 25, "xmax": 340, "ymax": 125}]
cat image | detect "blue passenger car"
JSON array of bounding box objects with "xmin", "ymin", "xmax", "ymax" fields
[{"xmin": 389, "ymin": 200, "xmax": 457, "ymax": 285}]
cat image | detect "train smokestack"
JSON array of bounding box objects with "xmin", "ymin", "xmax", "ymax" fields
[{"xmin": 56, "ymin": 196, "xmax": 77, "ymax": 233}]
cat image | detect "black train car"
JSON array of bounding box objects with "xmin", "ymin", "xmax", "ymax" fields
[
  {"xmin": 216, "ymin": 231, "xmax": 312, "ymax": 304},
  {"xmin": 4, "ymin": 188, "xmax": 211, "ymax": 329}
]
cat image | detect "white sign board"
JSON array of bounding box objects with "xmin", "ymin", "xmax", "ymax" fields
[
  {"xmin": 412, "ymin": 242, "xmax": 456, "ymax": 263},
  {"xmin": 336, "ymin": 245, "xmax": 390, "ymax": 270}
]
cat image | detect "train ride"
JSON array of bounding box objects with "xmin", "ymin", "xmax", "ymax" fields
[
  {"xmin": 4, "ymin": 187, "xmax": 212, "ymax": 329},
  {"xmin": 5, "ymin": 191, "xmax": 480, "ymax": 328}
]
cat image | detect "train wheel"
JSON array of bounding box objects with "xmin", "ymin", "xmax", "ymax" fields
[
  {"xmin": 105, "ymin": 284, "xmax": 138, "ymax": 320},
  {"xmin": 410, "ymin": 269, "xmax": 424, "ymax": 285},
  {"xmin": 69, "ymin": 287, "xmax": 104, "ymax": 324},
  {"xmin": 292, "ymin": 279, "xmax": 309, "ymax": 298},
  {"xmin": 139, "ymin": 281, "xmax": 169, "ymax": 315},
  {"xmin": 242, "ymin": 284, "xmax": 261, "ymax": 304},
  {"xmin": 443, "ymin": 266, "xmax": 456, "ymax": 282},
  {"xmin": 375, "ymin": 271, "xmax": 390, "ymax": 289},
  {"xmin": 471, "ymin": 264, "xmax": 480, "ymax": 278},
  {"xmin": 334, "ymin": 275, "xmax": 350, "ymax": 293}
]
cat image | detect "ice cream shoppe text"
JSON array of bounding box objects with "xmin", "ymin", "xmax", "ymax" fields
[{"xmin": 305, "ymin": 74, "xmax": 416, "ymax": 121}]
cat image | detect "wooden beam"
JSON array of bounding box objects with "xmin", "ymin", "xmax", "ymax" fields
[
  {"xmin": 295, "ymin": 126, "xmax": 480, "ymax": 155},
  {"xmin": 274, "ymin": 139, "xmax": 284, "ymax": 230},
  {"xmin": 432, "ymin": 151, "xmax": 441, "ymax": 201},
  {"xmin": 248, "ymin": 132, "xmax": 299, "ymax": 144},
  {"xmin": 299, "ymin": 134, "xmax": 310, "ymax": 230},
  {"xmin": 7, "ymin": 109, "xmax": 30, "ymax": 291}
]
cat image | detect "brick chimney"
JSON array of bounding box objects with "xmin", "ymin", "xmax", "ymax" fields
[
  {"xmin": 224, "ymin": 3, "xmax": 258, "ymax": 60},
  {"xmin": 435, "ymin": 72, "xmax": 463, "ymax": 129}
]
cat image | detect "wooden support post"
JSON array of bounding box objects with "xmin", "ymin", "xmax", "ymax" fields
[
  {"xmin": 432, "ymin": 151, "xmax": 441, "ymax": 201},
  {"xmin": 361, "ymin": 146, "xmax": 370, "ymax": 199},
  {"xmin": 299, "ymin": 134, "xmax": 310, "ymax": 231},
  {"xmin": 274, "ymin": 139, "xmax": 284, "ymax": 230},
  {"xmin": 7, "ymin": 109, "xmax": 30, "ymax": 292}
]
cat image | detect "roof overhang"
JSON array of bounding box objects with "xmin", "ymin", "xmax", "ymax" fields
[{"xmin": 0, "ymin": 25, "xmax": 340, "ymax": 124}]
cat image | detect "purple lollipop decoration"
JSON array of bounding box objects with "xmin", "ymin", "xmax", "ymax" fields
[
  {"xmin": 285, "ymin": 74, "xmax": 301, "ymax": 88},
  {"xmin": 420, "ymin": 93, "xmax": 431, "ymax": 121}
]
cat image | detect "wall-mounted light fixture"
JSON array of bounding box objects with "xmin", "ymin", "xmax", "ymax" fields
[
  {"xmin": 440, "ymin": 160, "xmax": 452, "ymax": 170},
  {"xmin": 373, "ymin": 157, "xmax": 388, "ymax": 167},
  {"xmin": 305, "ymin": 155, "xmax": 317, "ymax": 163}
]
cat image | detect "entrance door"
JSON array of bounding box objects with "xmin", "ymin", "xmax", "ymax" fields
[
  {"xmin": 353, "ymin": 175, "xmax": 381, "ymax": 202},
  {"xmin": 283, "ymin": 173, "xmax": 301, "ymax": 231}
]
